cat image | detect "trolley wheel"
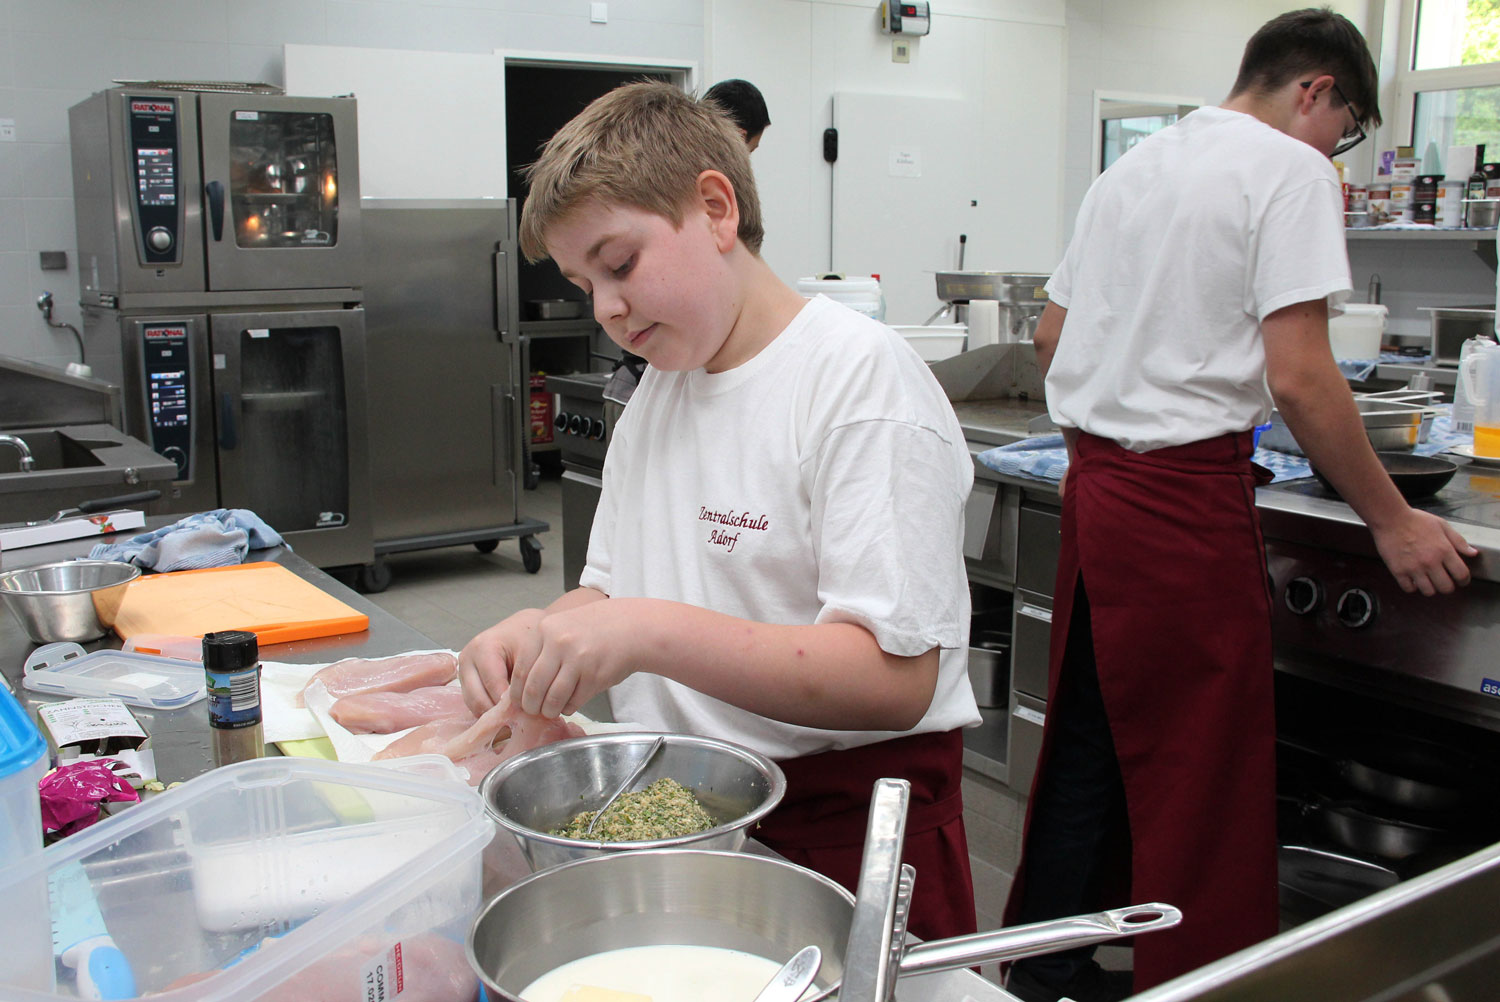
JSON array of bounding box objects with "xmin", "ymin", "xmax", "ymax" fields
[
  {"xmin": 474, "ymin": 538, "xmax": 500, "ymax": 554},
  {"xmin": 520, "ymin": 535, "xmax": 543, "ymax": 574},
  {"xmin": 524, "ymin": 461, "xmax": 542, "ymax": 491},
  {"xmin": 356, "ymin": 560, "xmax": 393, "ymax": 594}
]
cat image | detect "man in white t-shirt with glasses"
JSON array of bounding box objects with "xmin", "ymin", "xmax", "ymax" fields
[{"xmin": 1003, "ymin": 9, "xmax": 1476, "ymax": 1002}]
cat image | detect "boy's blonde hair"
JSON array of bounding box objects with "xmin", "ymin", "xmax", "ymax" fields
[{"xmin": 519, "ymin": 81, "xmax": 764, "ymax": 263}]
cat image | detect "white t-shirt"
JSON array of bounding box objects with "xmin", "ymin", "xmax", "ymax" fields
[
  {"xmin": 1045, "ymin": 105, "xmax": 1353, "ymax": 453},
  {"xmin": 583, "ymin": 295, "xmax": 981, "ymax": 760}
]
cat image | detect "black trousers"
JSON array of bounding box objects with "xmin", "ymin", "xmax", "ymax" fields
[{"xmin": 1012, "ymin": 579, "xmax": 1132, "ymax": 985}]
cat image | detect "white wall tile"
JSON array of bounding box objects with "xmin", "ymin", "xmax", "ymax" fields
[
  {"xmin": 0, "ymin": 249, "xmax": 25, "ymax": 303},
  {"xmin": 326, "ymin": 2, "xmax": 511, "ymax": 52},
  {"xmin": 0, "ymin": 144, "xmax": 19, "ymax": 197},
  {"xmin": 19, "ymin": 142, "xmax": 71, "ymax": 198},
  {"xmin": 227, "ymin": 45, "xmax": 287, "ymax": 87},
  {"xmin": 119, "ymin": 1, "xmax": 228, "ymax": 45},
  {"xmin": 11, "ymin": 88, "xmax": 93, "ymax": 146},
  {"xmin": 11, "ymin": 32, "xmax": 125, "ymax": 92},
  {"xmin": 228, "ymin": 1, "xmax": 331, "ymax": 46},
  {"xmin": 0, "ymin": 198, "xmax": 23, "ymax": 250},
  {"xmin": 0, "ymin": 307, "xmax": 62, "ymax": 361},
  {"xmin": 23, "ymin": 196, "xmax": 74, "ymax": 251}
]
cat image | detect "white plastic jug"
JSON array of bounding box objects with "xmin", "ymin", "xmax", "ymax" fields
[
  {"xmin": 1452, "ymin": 335, "xmax": 1496, "ymax": 434},
  {"xmin": 1459, "ymin": 340, "xmax": 1500, "ymax": 456}
]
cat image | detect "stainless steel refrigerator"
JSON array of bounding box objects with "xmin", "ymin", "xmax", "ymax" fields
[
  {"xmin": 358, "ymin": 199, "xmax": 547, "ymax": 590},
  {"xmin": 70, "ymin": 85, "xmax": 373, "ymax": 571}
]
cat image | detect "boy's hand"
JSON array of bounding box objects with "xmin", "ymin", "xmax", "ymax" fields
[
  {"xmin": 1369, "ymin": 508, "xmax": 1476, "ymax": 596},
  {"xmin": 458, "ymin": 608, "xmax": 547, "ymax": 716},
  {"xmin": 508, "ymin": 600, "xmax": 642, "ymax": 718}
]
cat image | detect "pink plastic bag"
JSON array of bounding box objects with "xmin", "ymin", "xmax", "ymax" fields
[{"xmin": 39, "ymin": 760, "xmax": 140, "ymax": 836}]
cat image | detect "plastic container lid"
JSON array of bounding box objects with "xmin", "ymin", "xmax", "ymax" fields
[
  {"xmin": 0, "ymin": 685, "xmax": 45, "ymax": 779},
  {"xmin": 22, "ymin": 641, "xmax": 207, "ymax": 709}
]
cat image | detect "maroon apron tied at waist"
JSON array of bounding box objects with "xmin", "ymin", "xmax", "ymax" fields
[
  {"xmin": 1006, "ymin": 430, "xmax": 1279, "ymax": 991},
  {"xmin": 757, "ymin": 729, "xmax": 977, "ymax": 942}
]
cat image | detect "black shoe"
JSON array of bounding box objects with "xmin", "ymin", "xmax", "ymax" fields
[{"xmin": 1007, "ymin": 962, "xmax": 1134, "ymax": 1002}]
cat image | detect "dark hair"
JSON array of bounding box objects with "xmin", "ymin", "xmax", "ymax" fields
[
  {"xmin": 703, "ymin": 78, "xmax": 771, "ymax": 139},
  {"xmin": 1229, "ymin": 7, "xmax": 1382, "ymax": 128}
]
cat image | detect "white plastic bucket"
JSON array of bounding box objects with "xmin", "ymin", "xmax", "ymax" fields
[
  {"xmin": 798, "ymin": 276, "xmax": 882, "ymax": 319},
  {"xmin": 1329, "ymin": 303, "xmax": 1387, "ymax": 360}
]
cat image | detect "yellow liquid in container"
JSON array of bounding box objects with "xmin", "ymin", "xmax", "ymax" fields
[{"xmin": 1474, "ymin": 424, "xmax": 1500, "ymax": 458}]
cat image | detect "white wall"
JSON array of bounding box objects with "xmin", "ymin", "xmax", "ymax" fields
[
  {"xmin": 0, "ymin": 0, "xmax": 704, "ymax": 371},
  {"xmin": 708, "ymin": 0, "xmax": 1067, "ymax": 312}
]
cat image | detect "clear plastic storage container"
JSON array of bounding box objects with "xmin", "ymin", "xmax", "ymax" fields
[
  {"xmin": 0, "ymin": 757, "xmax": 492, "ymax": 1001},
  {"xmin": 0, "ymin": 684, "xmax": 51, "ymax": 991}
]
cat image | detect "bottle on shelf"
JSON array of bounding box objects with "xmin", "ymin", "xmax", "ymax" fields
[{"xmin": 1467, "ymin": 144, "xmax": 1489, "ymax": 227}]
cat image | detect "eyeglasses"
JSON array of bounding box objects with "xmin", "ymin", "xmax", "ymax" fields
[{"xmin": 1301, "ymin": 79, "xmax": 1367, "ymax": 156}]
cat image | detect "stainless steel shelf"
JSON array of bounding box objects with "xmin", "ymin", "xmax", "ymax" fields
[{"xmin": 1345, "ymin": 228, "xmax": 1495, "ymax": 240}]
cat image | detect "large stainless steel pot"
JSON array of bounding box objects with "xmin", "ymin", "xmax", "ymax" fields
[{"xmin": 466, "ymin": 849, "xmax": 1180, "ymax": 1001}]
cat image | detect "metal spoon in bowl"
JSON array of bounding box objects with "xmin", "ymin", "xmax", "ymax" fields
[
  {"xmin": 751, "ymin": 945, "xmax": 822, "ymax": 1002},
  {"xmin": 584, "ymin": 735, "xmax": 665, "ymax": 835}
]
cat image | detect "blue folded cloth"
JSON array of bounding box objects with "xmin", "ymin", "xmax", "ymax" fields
[
  {"xmin": 977, "ymin": 434, "xmax": 1069, "ymax": 484},
  {"xmin": 89, "ymin": 509, "xmax": 287, "ymax": 572}
]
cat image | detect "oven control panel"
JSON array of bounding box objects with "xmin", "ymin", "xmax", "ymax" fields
[
  {"xmin": 127, "ymin": 97, "xmax": 181, "ymax": 266},
  {"xmin": 140, "ymin": 324, "xmax": 193, "ymax": 479},
  {"xmin": 1267, "ymin": 539, "xmax": 1500, "ymax": 719},
  {"xmin": 550, "ymin": 394, "xmax": 609, "ymax": 466}
]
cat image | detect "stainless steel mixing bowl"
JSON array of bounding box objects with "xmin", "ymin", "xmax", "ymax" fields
[
  {"xmin": 477, "ymin": 731, "xmax": 786, "ymax": 871},
  {"xmin": 0, "ymin": 559, "xmax": 140, "ymax": 643},
  {"xmin": 467, "ymin": 848, "xmax": 853, "ymax": 1002}
]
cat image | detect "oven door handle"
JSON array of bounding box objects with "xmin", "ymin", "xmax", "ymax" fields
[
  {"xmin": 562, "ymin": 468, "xmax": 603, "ymax": 490},
  {"xmin": 204, "ymin": 181, "xmax": 225, "ymax": 242}
]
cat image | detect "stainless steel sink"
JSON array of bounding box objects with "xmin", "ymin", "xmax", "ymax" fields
[{"xmin": 0, "ymin": 424, "xmax": 175, "ymax": 523}]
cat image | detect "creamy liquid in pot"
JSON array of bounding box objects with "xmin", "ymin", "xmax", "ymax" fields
[{"xmin": 520, "ymin": 944, "xmax": 786, "ymax": 1002}]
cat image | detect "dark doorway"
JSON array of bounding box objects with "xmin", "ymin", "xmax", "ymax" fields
[{"xmin": 505, "ymin": 64, "xmax": 677, "ymax": 305}]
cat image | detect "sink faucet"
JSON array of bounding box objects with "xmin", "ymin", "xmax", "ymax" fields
[{"xmin": 0, "ymin": 434, "xmax": 35, "ymax": 472}]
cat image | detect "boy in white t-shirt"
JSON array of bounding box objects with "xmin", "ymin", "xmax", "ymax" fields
[
  {"xmin": 458, "ymin": 81, "xmax": 982, "ymax": 940},
  {"xmin": 1003, "ymin": 10, "xmax": 1475, "ymax": 1002}
]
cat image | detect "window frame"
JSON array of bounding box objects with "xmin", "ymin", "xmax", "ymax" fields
[{"xmin": 1391, "ymin": 0, "xmax": 1500, "ymax": 146}]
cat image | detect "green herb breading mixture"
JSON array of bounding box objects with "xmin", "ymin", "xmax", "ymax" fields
[{"xmin": 552, "ymin": 777, "xmax": 716, "ymax": 842}]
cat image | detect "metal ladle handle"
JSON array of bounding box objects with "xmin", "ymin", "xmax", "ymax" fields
[
  {"xmin": 896, "ymin": 902, "xmax": 1183, "ymax": 976},
  {"xmin": 839, "ymin": 778, "xmax": 911, "ymax": 1002}
]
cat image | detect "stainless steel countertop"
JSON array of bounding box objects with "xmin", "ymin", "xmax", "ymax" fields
[
  {"xmin": 0, "ymin": 524, "xmax": 439, "ymax": 784},
  {"xmin": 1, "ymin": 525, "xmax": 1020, "ymax": 1002}
]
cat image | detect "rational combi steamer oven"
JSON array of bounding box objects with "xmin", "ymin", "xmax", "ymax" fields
[{"xmin": 70, "ymin": 85, "xmax": 373, "ymax": 572}]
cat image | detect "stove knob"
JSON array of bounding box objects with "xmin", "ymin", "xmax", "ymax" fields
[
  {"xmin": 568, "ymin": 414, "xmax": 586, "ymax": 435},
  {"xmin": 588, "ymin": 418, "xmax": 606, "ymax": 440},
  {"xmin": 147, "ymin": 226, "xmax": 173, "ymax": 252},
  {"xmin": 553, "ymin": 412, "xmax": 569, "ymax": 432},
  {"xmin": 1336, "ymin": 588, "xmax": 1376, "ymax": 629},
  {"xmin": 1284, "ymin": 576, "xmax": 1323, "ymax": 616}
]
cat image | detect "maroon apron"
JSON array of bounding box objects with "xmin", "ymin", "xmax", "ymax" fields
[
  {"xmin": 1005, "ymin": 431, "xmax": 1278, "ymax": 990},
  {"xmin": 756, "ymin": 729, "xmax": 977, "ymax": 943}
]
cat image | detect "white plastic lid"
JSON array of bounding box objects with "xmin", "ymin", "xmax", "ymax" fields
[
  {"xmin": 23, "ymin": 642, "xmax": 207, "ymax": 710},
  {"xmin": 796, "ymin": 275, "xmax": 880, "ymax": 295},
  {"xmin": 1340, "ymin": 303, "xmax": 1389, "ymax": 316}
]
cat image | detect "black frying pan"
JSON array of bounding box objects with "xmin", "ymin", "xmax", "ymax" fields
[
  {"xmin": 1312, "ymin": 452, "xmax": 1458, "ymax": 501},
  {"xmin": 1280, "ymin": 731, "xmax": 1491, "ymax": 813}
]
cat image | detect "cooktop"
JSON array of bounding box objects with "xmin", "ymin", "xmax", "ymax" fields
[{"xmin": 1263, "ymin": 463, "xmax": 1500, "ymax": 532}]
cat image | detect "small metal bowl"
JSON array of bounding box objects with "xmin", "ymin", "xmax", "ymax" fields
[
  {"xmin": 478, "ymin": 731, "xmax": 786, "ymax": 872},
  {"xmin": 467, "ymin": 848, "xmax": 853, "ymax": 1002},
  {"xmin": 0, "ymin": 559, "xmax": 140, "ymax": 643}
]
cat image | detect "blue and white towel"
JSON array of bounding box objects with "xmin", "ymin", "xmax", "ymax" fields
[
  {"xmin": 89, "ymin": 509, "xmax": 287, "ymax": 572},
  {"xmin": 979, "ymin": 434, "xmax": 1314, "ymax": 485},
  {"xmin": 976, "ymin": 434, "xmax": 1071, "ymax": 485}
]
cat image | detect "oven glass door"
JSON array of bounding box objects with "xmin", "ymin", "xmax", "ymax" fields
[
  {"xmin": 209, "ymin": 310, "xmax": 359, "ymax": 535},
  {"xmin": 197, "ymin": 94, "xmax": 362, "ymax": 291}
]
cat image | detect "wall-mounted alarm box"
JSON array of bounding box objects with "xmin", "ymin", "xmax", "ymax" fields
[{"xmin": 881, "ymin": 2, "xmax": 931, "ymax": 35}]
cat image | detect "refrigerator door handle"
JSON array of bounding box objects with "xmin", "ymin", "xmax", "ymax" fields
[
  {"xmin": 204, "ymin": 181, "xmax": 225, "ymax": 241},
  {"xmin": 218, "ymin": 390, "xmax": 238, "ymax": 450}
]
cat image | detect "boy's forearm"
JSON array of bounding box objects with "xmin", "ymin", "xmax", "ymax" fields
[
  {"xmin": 612, "ymin": 598, "xmax": 940, "ymax": 731},
  {"xmin": 543, "ymin": 585, "xmax": 609, "ymax": 615}
]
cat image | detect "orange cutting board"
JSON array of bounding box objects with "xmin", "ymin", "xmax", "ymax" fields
[{"xmin": 112, "ymin": 561, "xmax": 369, "ymax": 645}]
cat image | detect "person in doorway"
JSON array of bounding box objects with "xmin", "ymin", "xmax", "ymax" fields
[
  {"xmin": 704, "ymin": 78, "xmax": 770, "ymax": 151},
  {"xmin": 1002, "ymin": 9, "xmax": 1477, "ymax": 1002},
  {"xmin": 458, "ymin": 81, "xmax": 981, "ymax": 941}
]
